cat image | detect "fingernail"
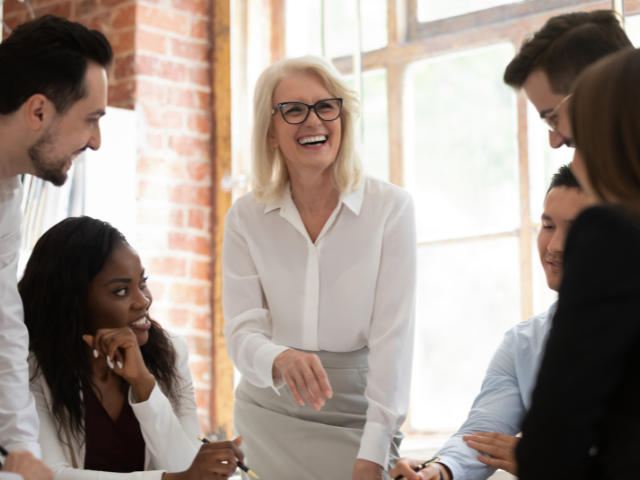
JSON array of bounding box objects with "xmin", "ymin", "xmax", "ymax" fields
[
  {"xmin": 106, "ymin": 355, "xmax": 114, "ymax": 369},
  {"xmin": 326, "ymin": 391, "xmax": 333, "ymax": 399},
  {"xmin": 116, "ymin": 361, "xmax": 123, "ymax": 369},
  {"xmin": 93, "ymin": 349, "xmax": 98, "ymax": 358},
  {"xmin": 467, "ymin": 440, "xmax": 475, "ymax": 446}
]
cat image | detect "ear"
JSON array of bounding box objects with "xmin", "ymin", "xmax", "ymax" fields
[
  {"xmin": 24, "ymin": 94, "xmax": 56, "ymax": 133},
  {"xmin": 267, "ymin": 126, "xmax": 279, "ymax": 149}
]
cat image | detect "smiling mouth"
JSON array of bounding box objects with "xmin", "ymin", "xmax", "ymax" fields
[
  {"xmin": 130, "ymin": 316, "xmax": 148, "ymax": 326},
  {"xmin": 297, "ymin": 135, "xmax": 328, "ymax": 146}
]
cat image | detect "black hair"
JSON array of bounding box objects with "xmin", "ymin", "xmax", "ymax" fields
[
  {"xmin": 545, "ymin": 164, "xmax": 582, "ymax": 198},
  {"xmin": 0, "ymin": 15, "xmax": 113, "ymax": 115},
  {"xmin": 19, "ymin": 216, "xmax": 179, "ymax": 443},
  {"xmin": 504, "ymin": 10, "xmax": 632, "ymax": 94}
]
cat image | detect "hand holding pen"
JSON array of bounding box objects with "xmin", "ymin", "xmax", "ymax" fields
[
  {"xmin": 390, "ymin": 456, "xmax": 444, "ymax": 480},
  {"xmin": 199, "ymin": 436, "xmax": 258, "ymax": 479},
  {"xmin": 161, "ymin": 437, "xmax": 245, "ymax": 480}
]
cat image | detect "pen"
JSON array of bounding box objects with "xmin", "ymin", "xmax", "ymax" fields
[
  {"xmin": 392, "ymin": 455, "xmax": 441, "ymax": 480},
  {"xmin": 198, "ymin": 435, "xmax": 259, "ymax": 479}
]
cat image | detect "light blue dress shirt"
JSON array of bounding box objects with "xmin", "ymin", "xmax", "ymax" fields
[{"xmin": 437, "ymin": 302, "xmax": 556, "ymax": 480}]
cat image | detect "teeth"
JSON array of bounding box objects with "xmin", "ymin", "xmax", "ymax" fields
[
  {"xmin": 131, "ymin": 318, "xmax": 147, "ymax": 326},
  {"xmin": 298, "ymin": 135, "xmax": 327, "ymax": 145}
]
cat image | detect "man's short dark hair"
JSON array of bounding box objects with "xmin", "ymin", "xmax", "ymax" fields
[
  {"xmin": 504, "ymin": 10, "xmax": 632, "ymax": 94},
  {"xmin": 0, "ymin": 15, "xmax": 113, "ymax": 115},
  {"xmin": 546, "ymin": 164, "xmax": 581, "ymax": 198}
]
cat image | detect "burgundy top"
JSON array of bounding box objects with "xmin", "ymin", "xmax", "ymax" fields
[{"xmin": 83, "ymin": 385, "xmax": 146, "ymax": 473}]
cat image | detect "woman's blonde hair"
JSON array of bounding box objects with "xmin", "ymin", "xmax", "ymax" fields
[
  {"xmin": 570, "ymin": 47, "xmax": 640, "ymax": 209},
  {"xmin": 251, "ymin": 55, "xmax": 364, "ymax": 202}
]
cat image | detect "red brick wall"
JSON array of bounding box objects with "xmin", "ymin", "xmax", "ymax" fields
[{"xmin": 3, "ymin": 0, "xmax": 215, "ymax": 433}]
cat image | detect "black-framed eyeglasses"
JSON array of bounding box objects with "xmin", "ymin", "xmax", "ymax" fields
[{"xmin": 271, "ymin": 98, "xmax": 343, "ymax": 125}]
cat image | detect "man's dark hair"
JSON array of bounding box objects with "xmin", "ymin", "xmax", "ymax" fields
[
  {"xmin": 504, "ymin": 10, "xmax": 632, "ymax": 94},
  {"xmin": 0, "ymin": 15, "xmax": 113, "ymax": 115},
  {"xmin": 546, "ymin": 164, "xmax": 581, "ymax": 198}
]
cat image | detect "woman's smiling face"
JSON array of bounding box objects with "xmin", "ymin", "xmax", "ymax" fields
[
  {"xmin": 268, "ymin": 72, "xmax": 342, "ymax": 177},
  {"xmin": 84, "ymin": 244, "xmax": 153, "ymax": 347}
]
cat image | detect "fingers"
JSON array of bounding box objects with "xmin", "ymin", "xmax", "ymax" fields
[
  {"xmin": 283, "ymin": 353, "xmax": 332, "ymax": 410},
  {"xmin": 466, "ymin": 439, "xmax": 508, "ymax": 459},
  {"xmin": 194, "ymin": 442, "xmax": 244, "ymax": 478},
  {"xmin": 389, "ymin": 458, "xmax": 424, "ymax": 480},
  {"xmin": 310, "ymin": 355, "xmax": 333, "ymax": 399},
  {"xmin": 476, "ymin": 454, "xmax": 514, "ymax": 472},
  {"xmin": 464, "ymin": 433, "xmax": 516, "ymax": 453},
  {"xmin": 87, "ymin": 328, "xmax": 138, "ymax": 369},
  {"xmin": 232, "ymin": 436, "xmax": 243, "ymax": 447}
]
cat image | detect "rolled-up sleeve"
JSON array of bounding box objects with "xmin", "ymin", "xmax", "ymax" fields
[
  {"xmin": 0, "ymin": 178, "xmax": 40, "ymax": 457},
  {"xmin": 222, "ymin": 202, "xmax": 288, "ymax": 391},
  {"xmin": 358, "ymin": 193, "xmax": 417, "ymax": 468}
]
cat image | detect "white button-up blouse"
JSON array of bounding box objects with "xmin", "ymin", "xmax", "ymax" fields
[{"xmin": 222, "ymin": 175, "xmax": 417, "ymax": 467}]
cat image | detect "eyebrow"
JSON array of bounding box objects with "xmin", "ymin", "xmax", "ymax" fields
[
  {"xmin": 103, "ymin": 278, "xmax": 131, "ymax": 286},
  {"xmin": 89, "ymin": 109, "xmax": 106, "ymax": 117},
  {"xmin": 541, "ymin": 214, "xmax": 553, "ymax": 221}
]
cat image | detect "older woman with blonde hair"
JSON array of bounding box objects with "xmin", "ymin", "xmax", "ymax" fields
[
  {"xmin": 516, "ymin": 47, "xmax": 640, "ymax": 480},
  {"xmin": 222, "ymin": 55, "xmax": 417, "ymax": 480}
]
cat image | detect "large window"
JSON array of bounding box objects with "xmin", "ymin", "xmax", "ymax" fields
[{"xmin": 230, "ymin": 0, "xmax": 634, "ymax": 455}]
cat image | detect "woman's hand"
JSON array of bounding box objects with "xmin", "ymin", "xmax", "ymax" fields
[
  {"xmin": 273, "ymin": 349, "xmax": 333, "ymax": 410},
  {"xmin": 352, "ymin": 459, "xmax": 384, "ymax": 480},
  {"xmin": 464, "ymin": 432, "xmax": 520, "ymax": 476},
  {"xmin": 390, "ymin": 459, "xmax": 452, "ymax": 480},
  {"xmin": 163, "ymin": 437, "xmax": 244, "ymax": 480},
  {"xmin": 2, "ymin": 451, "xmax": 54, "ymax": 480},
  {"xmin": 83, "ymin": 328, "xmax": 156, "ymax": 401}
]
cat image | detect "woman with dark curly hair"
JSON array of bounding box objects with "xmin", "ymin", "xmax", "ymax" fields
[{"xmin": 20, "ymin": 216, "xmax": 243, "ymax": 480}]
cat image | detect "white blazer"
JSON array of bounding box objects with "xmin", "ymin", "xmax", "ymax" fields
[{"xmin": 30, "ymin": 331, "xmax": 202, "ymax": 480}]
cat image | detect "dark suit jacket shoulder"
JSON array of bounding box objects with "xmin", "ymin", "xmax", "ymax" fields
[{"xmin": 517, "ymin": 205, "xmax": 640, "ymax": 480}]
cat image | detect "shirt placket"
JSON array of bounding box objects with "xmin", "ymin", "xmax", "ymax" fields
[{"xmin": 279, "ymin": 198, "xmax": 342, "ymax": 352}]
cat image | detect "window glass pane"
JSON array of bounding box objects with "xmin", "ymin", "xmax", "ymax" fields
[
  {"xmin": 362, "ymin": 69, "xmax": 390, "ymax": 181},
  {"xmin": 405, "ymin": 43, "xmax": 519, "ymax": 242},
  {"xmin": 417, "ymin": 0, "xmax": 520, "ymax": 23},
  {"xmin": 324, "ymin": 0, "xmax": 388, "ymax": 58},
  {"xmin": 361, "ymin": 0, "xmax": 388, "ymax": 53},
  {"xmin": 627, "ymin": 15, "xmax": 640, "ymax": 47},
  {"xmin": 286, "ymin": 0, "xmax": 323, "ymax": 57},
  {"xmin": 527, "ymin": 100, "xmax": 574, "ymax": 224},
  {"xmin": 411, "ymin": 236, "xmax": 521, "ymax": 431},
  {"xmin": 287, "ymin": 0, "xmax": 388, "ymax": 58}
]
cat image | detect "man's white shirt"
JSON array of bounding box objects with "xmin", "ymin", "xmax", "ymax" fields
[
  {"xmin": 437, "ymin": 302, "xmax": 556, "ymax": 480},
  {"xmin": 0, "ymin": 176, "xmax": 40, "ymax": 457}
]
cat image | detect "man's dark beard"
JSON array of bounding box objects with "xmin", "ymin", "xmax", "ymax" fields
[{"xmin": 28, "ymin": 131, "xmax": 70, "ymax": 187}]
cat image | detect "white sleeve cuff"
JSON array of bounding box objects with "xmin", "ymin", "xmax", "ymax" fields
[
  {"xmin": 357, "ymin": 422, "xmax": 393, "ymax": 469},
  {"xmin": 128, "ymin": 383, "xmax": 167, "ymax": 418},
  {"xmin": 0, "ymin": 473, "xmax": 25, "ymax": 480},
  {"xmin": 4, "ymin": 442, "xmax": 41, "ymax": 459},
  {"xmin": 253, "ymin": 343, "xmax": 289, "ymax": 392}
]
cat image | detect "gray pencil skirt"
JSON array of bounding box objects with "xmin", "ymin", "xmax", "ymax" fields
[{"xmin": 233, "ymin": 347, "xmax": 403, "ymax": 480}]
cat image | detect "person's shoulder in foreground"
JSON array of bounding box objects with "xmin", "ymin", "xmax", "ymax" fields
[
  {"xmin": 517, "ymin": 205, "xmax": 640, "ymax": 480},
  {"xmin": 0, "ymin": 14, "xmax": 112, "ymax": 458}
]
